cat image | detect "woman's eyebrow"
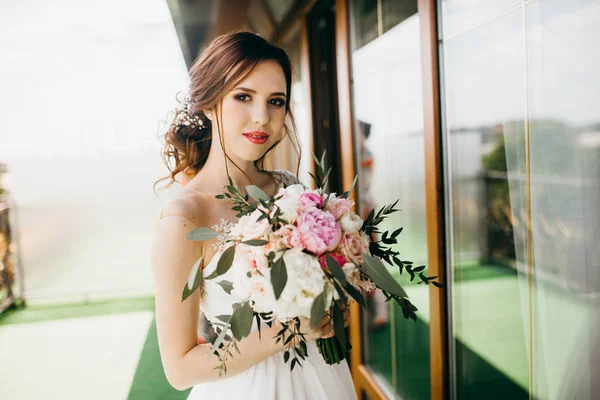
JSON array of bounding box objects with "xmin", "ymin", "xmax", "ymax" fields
[{"xmin": 233, "ymin": 86, "xmax": 286, "ymax": 97}]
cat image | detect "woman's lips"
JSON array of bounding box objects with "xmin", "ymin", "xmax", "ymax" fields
[{"xmin": 243, "ymin": 133, "xmax": 268, "ymax": 144}]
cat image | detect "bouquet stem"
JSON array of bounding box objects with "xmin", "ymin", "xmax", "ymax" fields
[{"xmin": 316, "ymin": 337, "xmax": 352, "ymax": 365}]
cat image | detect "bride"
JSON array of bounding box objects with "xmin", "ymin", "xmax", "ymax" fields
[{"xmin": 151, "ymin": 31, "xmax": 357, "ymax": 399}]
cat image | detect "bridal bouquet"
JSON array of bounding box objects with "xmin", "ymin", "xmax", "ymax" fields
[{"xmin": 182, "ymin": 153, "xmax": 443, "ymax": 375}]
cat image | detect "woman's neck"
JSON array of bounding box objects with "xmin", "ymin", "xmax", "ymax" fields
[{"xmin": 185, "ymin": 141, "xmax": 272, "ymax": 196}]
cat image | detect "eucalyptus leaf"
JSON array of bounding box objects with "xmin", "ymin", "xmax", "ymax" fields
[
  {"xmin": 363, "ymin": 254, "xmax": 409, "ymax": 298},
  {"xmin": 182, "ymin": 255, "xmax": 204, "ymax": 301},
  {"xmin": 215, "ymin": 315, "xmax": 231, "ymax": 323},
  {"xmin": 211, "ymin": 326, "xmax": 230, "ymax": 353},
  {"xmin": 343, "ymin": 282, "xmax": 366, "ymax": 308},
  {"xmin": 230, "ymin": 301, "xmax": 253, "ymax": 341},
  {"xmin": 271, "ymin": 256, "xmax": 288, "ymax": 300},
  {"xmin": 216, "ymin": 280, "xmax": 234, "ymax": 295},
  {"xmin": 310, "ymin": 290, "xmax": 327, "ymax": 329},
  {"xmin": 325, "ymin": 253, "xmax": 347, "ymax": 285},
  {"xmin": 215, "ymin": 245, "xmax": 236, "ymax": 276},
  {"xmin": 333, "ymin": 304, "xmax": 348, "ymax": 352},
  {"xmin": 241, "ymin": 239, "xmax": 269, "ymax": 246},
  {"xmin": 246, "ymin": 185, "xmax": 269, "ymax": 203},
  {"xmin": 186, "ymin": 227, "xmax": 219, "ymax": 241}
]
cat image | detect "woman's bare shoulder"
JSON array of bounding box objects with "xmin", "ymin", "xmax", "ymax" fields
[{"xmin": 158, "ymin": 189, "xmax": 216, "ymax": 228}]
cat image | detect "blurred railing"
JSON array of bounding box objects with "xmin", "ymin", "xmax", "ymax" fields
[
  {"xmin": 483, "ymin": 169, "xmax": 600, "ymax": 294},
  {"xmin": 0, "ymin": 163, "xmax": 25, "ymax": 314}
]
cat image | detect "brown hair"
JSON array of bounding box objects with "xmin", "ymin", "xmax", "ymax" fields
[{"xmin": 154, "ymin": 30, "xmax": 301, "ymax": 192}]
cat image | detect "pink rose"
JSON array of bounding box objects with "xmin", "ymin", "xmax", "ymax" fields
[
  {"xmin": 318, "ymin": 253, "xmax": 346, "ymax": 269},
  {"xmin": 325, "ymin": 197, "xmax": 354, "ymax": 220},
  {"xmin": 299, "ymin": 192, "xmax": 324, "ymax": 208},
  {"xmin": 339, "ymin": 231, "xmax": 369, "ymax": 265},
  {"xmin": 296, "ymin": 207, "xmax": 342, "ymax": 255},
  {"xmin": 273, "ymin": 224, "xmax": 303, "ymax": 249}
]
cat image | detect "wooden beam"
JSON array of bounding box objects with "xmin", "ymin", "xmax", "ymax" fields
[
  {"xmin": 211, "ymin": 0, "xmax": 251, "ymax": 38},
  {"xmin": 333, "ymin": 2, "xmax": 372, "ymax": 399},
  {"xmin": 418, "ymin": 0, "xmax": 449, "ymax": 399},
  {"xmin": 272, "ymin": 0, "xmax": 316, "ymax": 44}
]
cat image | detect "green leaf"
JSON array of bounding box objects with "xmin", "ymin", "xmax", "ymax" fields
[
  {"xmin": 322, "ymin": 193, "xmax": 331, "ymax": 210},
  {"xmin": 215, "ymin": 315, "xmax": 230, "ymax": 323},
  {"xmin": 271, "ymin": 256, "xmax": 288, "ymax": 300},
  {"xmin": 333, "ymin": 305, "xmax": 348, "ymax": 352},
  {"xmin": 241, "ymin": 239, "xmax": 269, "ymax": 246},
  {"xmin": 310, "ymin": 290, "xmax": 327, "ymax": 329},
  {"xmin": 284, "ymin": 350, "xmax": 290, "ymax": 363},
  {"xmin": 363, "ymin": 255, "xmax": 409, "ymax": 298},
  {"xmin": 347, "ymin": 174, "xmax": 358, "ymax": 198},
  {"xmin": 216, "ymin": 280, "xmax": 234, "ymax": 295},
  {"xmin": 246, "ymin": 185, "xmax": 269, "ymax": 203},
  {"xmin": 230, "ymin": 301, "xmax": 253, "ymax": 341},
  {"xmin": 432, "ymin": 281, "xmax": 444, "ymax": 288},
  {"xmin": 216, "ymin": 245, "xmax": 236, "ymax": 276},
  {"xmin": 413, "ymin": 265, "xmax": 426, "ymax": 272},
  {"xmin": 182, "ymin": 255, "xmax": 204, "ymax": 301},
  {"xmin": 211, "ymin": 326, "xmax": 230, "ymax": 353},
  {"xmin": 325, "ymin": 253, "xmax": 346, "ymax": 285},
  {"xmin": 186, "ymin": 227, "xmax": 219, "ymax": 241},
  {"xmin": 312, "ymin": 153, "xmax": 321, "ymax": 168},
  {"xmin": 343, "ymin": 282, "xmax": 366, "ymax": 308}
]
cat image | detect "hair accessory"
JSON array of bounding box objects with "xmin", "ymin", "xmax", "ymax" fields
[{"xmin": 174, "ymin": 94, "xmax": 205, "ymax": 129}]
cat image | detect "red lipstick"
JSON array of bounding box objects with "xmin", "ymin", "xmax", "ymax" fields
[{"xmin": 243, "ymin": 131, "xmax": 269, "ymax": 144}]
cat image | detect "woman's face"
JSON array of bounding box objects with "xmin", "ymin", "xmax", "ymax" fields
[{"xmin": 211, "ymin": 60, "xmax": 288, "ymax": 164}]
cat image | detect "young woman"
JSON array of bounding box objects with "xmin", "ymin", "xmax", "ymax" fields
[{"xmin": 151, "ymin": 31, "xmax": 357, "ymax": 399}]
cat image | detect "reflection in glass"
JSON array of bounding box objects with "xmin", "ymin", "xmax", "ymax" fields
[
  {"xmin": 440, "ymin": 0, "xmax": 521, "ymax": 39},
  {"xmin": 443, "ymin": 7, "xmax": 530, "ymax": 399},
  {"xmin": 351, "ymin": 1, "xmax": 430, "ymax": 398},
  {"xmin": 443, "ymin": 0, "xmax": 600, "ymax": 398},
  {"xmin": 525, "ymin": 0, "xmax": 600, "ymax": 398}
]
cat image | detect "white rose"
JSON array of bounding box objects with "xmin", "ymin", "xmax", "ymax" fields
[
  {"xmin": 229, "ymin": 209, "xmax": 270, "ymax": 240},
  {"xmin": 250, "ymin": 248, "xmax": 329, "ymax": 319},
  {"xmin": 339, "ymin": 212, "xmax": 363, "ymax": 233},
  {"xmin": 273, "ymin": 184, "xmax": 305, "ymax": 223}
]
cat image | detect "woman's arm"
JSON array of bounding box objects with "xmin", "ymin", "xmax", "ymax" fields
[{"xmin": 151, "ymin": 209, "xmax": 336, "ymax": 391}]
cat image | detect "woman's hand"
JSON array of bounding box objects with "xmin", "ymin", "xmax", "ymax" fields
[{"xmin": 296, "ymin": 304, "xmax": 351, "ymax": 341}]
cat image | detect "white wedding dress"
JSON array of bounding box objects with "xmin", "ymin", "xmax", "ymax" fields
[
  {"xmin": 186, "ymin": 171, "xmax": 357, "ymax": 400},
  {"xmin": 187, "ymin": 248, "xmax": 358, "ymax": 400}
]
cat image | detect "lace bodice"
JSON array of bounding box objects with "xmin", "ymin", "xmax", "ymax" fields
[{"xmin": 269, "ymin": 169, "xmax": 302, "ymax": 188}]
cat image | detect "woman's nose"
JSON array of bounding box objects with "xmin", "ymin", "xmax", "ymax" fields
[{"xmin": 252, "ymin": 104, "xmax": 270, "ymax": 126}]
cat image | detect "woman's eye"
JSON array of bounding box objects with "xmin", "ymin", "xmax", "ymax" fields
[
  {"xmin": 270, "ymin": 98, "xmax": 286, "ymax": 107},
  {"xmin": 235, "ymin": 94, "xmax": 285, "ymax": 107},
  {"xmin": 235, "ymin": 94, "xmax": 251, "ymax": 101}
]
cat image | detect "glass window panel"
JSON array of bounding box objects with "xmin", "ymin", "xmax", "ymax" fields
[
  {"xmin": 440, "ymin": 0, "xmax": 521, "ymax": 39},
  {"xmin": 442, "ymin": 7, "xmax": 530, "ymax": 399},
  {"xmin": 526, "ymin": 0, "xmax": 600, "ymax": 399},
  {"xmin": 381, "ymin": 0, "xmax": 417, "ymax": 34},
  {"xmin": 351, "ymin": 0, "xmax": 379, "ymax": 49},
  {"xmin": 351, "ymin": 1, "xmax": 430, "ymax": 398}
]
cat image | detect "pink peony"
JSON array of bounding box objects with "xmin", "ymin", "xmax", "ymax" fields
[
  {"xmin": 299, "ymin": 192, "xmax": 324, "ymax": 208},
  {"xmin": 318, "ymin": 253, "xmax": 346, "ymax": 269},
  {"xmin": 296, "ymin": 207, "xmax": 342, "ymax": 255},
  {"xmin": 325, "ymin": 197, "xmax": 354, "ymax": 220},
  {"xmin": 339, "ymin": 231, "xmax": 370, "ymax": 266}
]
